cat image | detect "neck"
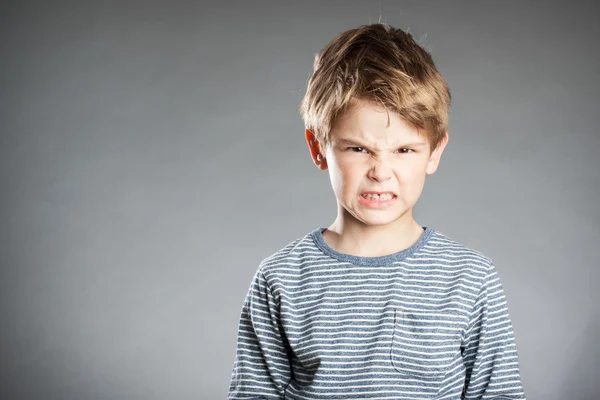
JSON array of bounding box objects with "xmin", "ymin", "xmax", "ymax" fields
[{"xmin": 324, "ymin": 212, "xmax": 424, "ymax": 258}]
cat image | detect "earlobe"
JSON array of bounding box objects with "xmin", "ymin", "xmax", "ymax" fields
[{"xmin": 318, "ymin": 155, "xmax": 328, "ymax": 170}]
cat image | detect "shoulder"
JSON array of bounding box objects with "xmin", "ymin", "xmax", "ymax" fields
[
  {"xmin": 425, "ymin": 228, "xmax": 495, "ymax": 278},
  {"xmin": 425, "ymin": 229, "xmax": 507, "ymax": 304},
  {"xmin": 256, "ymin": 228, "xmax": 320, "ymax": 279}
]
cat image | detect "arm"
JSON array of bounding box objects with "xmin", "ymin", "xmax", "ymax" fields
[
  {"xmin": 461, "ymin": 262, "xmax": 527, "ymax": 399},
  {"xmin": 228, "ymin": 268, "xmax": 293, "ymax": 399}
]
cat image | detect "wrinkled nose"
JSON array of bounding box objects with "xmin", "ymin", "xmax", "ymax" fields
[{"xmin": 367, "ymin": 158, "xmax": 392, "ymax": 182}]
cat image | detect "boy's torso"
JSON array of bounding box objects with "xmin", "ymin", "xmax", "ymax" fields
[{"xmin": 257, "ymin": 227, "xmax": 491, "ymax": 398}]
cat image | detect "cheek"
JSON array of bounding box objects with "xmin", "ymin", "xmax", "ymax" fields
[
  {"xmin": 400, "ymin": 168, "xmax": 427, "ymax": 195},
  {"xmin": 327, "ymin": 163, "xmax": 347, "ymax": 196},
  {"xmin": 396, "ymin": 164, "xmax": 426, "ymax": 188},
  {"xmin": 330, "ymin": 163, "xmax": 359, "ymax": 196}
]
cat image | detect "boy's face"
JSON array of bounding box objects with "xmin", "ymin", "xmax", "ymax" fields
[{"xmin": 305, "ymin": 99, "xmax": 448, "ymax": 229}]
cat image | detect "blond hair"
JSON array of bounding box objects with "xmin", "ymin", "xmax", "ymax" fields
[{"xmin": 298, "ymin": 23, "xmax": 451, "ymax": 153}]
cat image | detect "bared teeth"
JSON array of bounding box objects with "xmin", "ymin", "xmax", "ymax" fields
[{"xmin": 363, "ymin": 193, "xmax": 393, "ymax": 201}]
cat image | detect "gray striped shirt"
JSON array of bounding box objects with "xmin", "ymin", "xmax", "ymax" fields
[{"xmin": 228, "ymin": 226, "xmax": 526, "ymax": 399}]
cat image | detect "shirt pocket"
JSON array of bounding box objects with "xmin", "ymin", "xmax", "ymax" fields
[{"xmin": 390, "ymin": 307, "xmax": 463, "ymax": 382}]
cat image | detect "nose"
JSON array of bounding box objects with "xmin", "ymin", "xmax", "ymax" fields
[{"xmin": 367, "ymin": 156, "xmax": 392, "ymax": 182}]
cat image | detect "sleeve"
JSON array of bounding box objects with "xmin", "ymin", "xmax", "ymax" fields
[
  {"xmin": 228, "ymin": 268, "xmax": 293, "ymax": 399},
  {"xmin": 460, "ymin": 262, "xmax": 527, "ymax": 400}
]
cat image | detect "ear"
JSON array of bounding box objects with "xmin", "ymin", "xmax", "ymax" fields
[
  {"xmin": 305, "ymin": 128, "xmax": 328, "ymax": 170},
  {"xmin": 425, "ymin": 131, "xmax": 449, "ymax": 175}
]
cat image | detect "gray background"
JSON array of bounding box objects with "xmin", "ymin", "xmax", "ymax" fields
[{"xmin": 1, "ymin": 0, "xmax": 599, "ymax": 399}]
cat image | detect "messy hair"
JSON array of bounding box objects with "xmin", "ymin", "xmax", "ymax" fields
[{"xmin": 298, "ymin": 23, "xmax": 451, "ymax": 153}]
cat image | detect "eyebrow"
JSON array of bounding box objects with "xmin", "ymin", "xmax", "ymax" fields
[{"xmin": 337, "ymin": 138, "xmax": 427, "ymax": 148}]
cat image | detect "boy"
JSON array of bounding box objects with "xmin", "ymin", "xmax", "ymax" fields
[{"xmin": 228, "ymin": 23, "xmax": 526, "ymax": 399}]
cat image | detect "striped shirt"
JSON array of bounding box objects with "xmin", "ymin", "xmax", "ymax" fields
[{"xmin": 228, "ymin": 226, "xmax": 526, "ymax": 399}]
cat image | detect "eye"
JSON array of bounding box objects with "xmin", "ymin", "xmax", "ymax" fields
[
  {"xmin": 349, "ymin": 147, "xmax": 367, "ymax": 153},
  {"xmin": 397, "ymin": 148, "xmax": 414, "ymax": 154}
]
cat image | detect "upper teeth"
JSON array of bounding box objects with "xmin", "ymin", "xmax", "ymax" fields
[{"xmin": 364, "ymin": 193, "xmax": 393, "ymax": 200}]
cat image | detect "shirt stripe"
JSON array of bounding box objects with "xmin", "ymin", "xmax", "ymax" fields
[{"xmin": 228, "ymin": 227, "xmax": 526, "ymax": 399}]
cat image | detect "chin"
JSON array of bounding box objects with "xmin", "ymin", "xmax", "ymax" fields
[
  {"xmin": 361, "ymin": 221, "xmax": 396, "ymax": 227},
  {"xmin": 354, "ymin": 214, "xmax": 402, "ymax": 227}
]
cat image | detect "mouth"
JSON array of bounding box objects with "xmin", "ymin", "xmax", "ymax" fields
[
  {"xmin": 358, "ymin": 192, "xmax": 397, "ymax": 208},
  {"xmin": 360, "ymin": 192, "xmax": 396, "ymax": 201}
]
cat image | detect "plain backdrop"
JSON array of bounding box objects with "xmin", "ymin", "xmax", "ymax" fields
[{"xmin": 1, "ymin": 1, "xmax": 599, "ymax": 399}]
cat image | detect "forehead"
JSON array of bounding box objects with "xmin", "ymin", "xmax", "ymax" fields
[{"xmin": 330, "ymin": 100, "xmax": 429, "ymax": 146}]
